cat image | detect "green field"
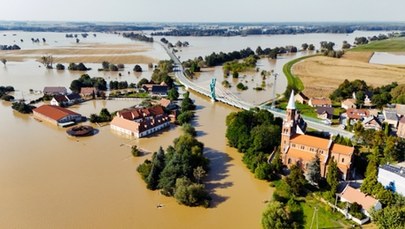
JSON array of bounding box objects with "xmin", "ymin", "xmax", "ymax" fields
[
  {"xmin": 351, "ymin": 37, "xmax": 405, "ymax": 52},
  {"xmin": 283, "ymin": 55, "xmax": 318, "ymax": 92},
  {"xmin": 301, "ymin": 196, "xmax": 349, "ymax": 229}
]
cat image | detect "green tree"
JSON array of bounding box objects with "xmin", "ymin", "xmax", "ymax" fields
[
  {"xmin": 193, "ymin": 166, "xmax": 206, "ymax": 183},
  {"xmin": 306, "ymin": 154, "xmax": 321, "ymax": 186},
  {"xmin": 286, "ymin": 164, "xmax": 306, "ymax": 196},
  {"xmin": 181, "ymin": 123, "xmax": 197, "ymax": 137},
  {"xmin": 326, "ymin": 159, "xmax": 339, "ymax": 200},
  {"xmin": 262, "ymin": 201, "xmax": 292, "ymax": 229},
  {"xmin": 134, "ymin": 64, "xmax": 142, "ymax": 72},
  {"xmin": 137, "ymin": 78, "xmax": 149, "ymax": 88},
  {"xmin": 271, "ymin": 150, "xmax": 283, "ymax": 173},
  {"xmin": 174, "ymin": 177, "xmax": 210, "ymax": 207},
  {"xmin": 177, "ymin": 111, "xmax": 194, "ymax": 125},
  {"xmin": 301, "ymin": 43, "xmax": 309, "ymax": 51},
  {"xmin": 360, "ymin": 153, "xmax": 378, "ymax": 195},
  {"xmin": 308, "ymin": 44, "xmax": 315, "ymax": 51},
  {"xmin": 181, "ymin": 92, "xmax": 196, "ymax": 112},
  {"xmin": 131, "ymin": 145, "xmax": 141, "ymax": 157},
  {"xmin": 372, "ymin": 206, "xmax": 405, "ymax": 229},
  {"xmin": 167, "ymin": 87, "xmax": 179, "ymax": 100},
  {"xmin": 146, "ymin": 148, "xmax": 165, "ymax": 190},
  {"xmin": 1, "ymin": 58, "xmax": 6, "ymax": 66},
  {"xmin": 56, "ymin": 63, "xmax": 65, "ymax": 70}
]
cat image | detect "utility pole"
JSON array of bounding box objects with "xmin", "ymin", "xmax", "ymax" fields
[
  {"xmin": 271, "ymin": 73, "xmax": 278, "ymax": 108},
  {"xmin": 310, "ymin": 206, "xmax": 318, "ymax": 229}
]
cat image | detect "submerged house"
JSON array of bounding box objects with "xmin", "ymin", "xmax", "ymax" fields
[
  {"xmin": 33, "ymin": 105, "xmax": 82, "ymax": 126},
  {"xmin": 43, "ymin": 86, "xmax": 67, "ymax": 96},
  {"xmin": 110, "ymin": 106, "xmax": 170, "ymax": 138},
  {"xmin": 50, "ymin": 93, "xmax": 82, "ymax": 106}
]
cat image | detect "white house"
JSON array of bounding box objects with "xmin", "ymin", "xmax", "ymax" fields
[{"xmin": 378, "ymin": 164, "xmax": 405, "ymax": 196}]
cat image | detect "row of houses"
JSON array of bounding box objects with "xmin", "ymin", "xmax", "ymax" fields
[
  {"xmin": 295, "ymin": 92, "xmax": 405, "ymax": 138},
  {"xmin": 44, "ymin": 86, "xmax": 98, "ymax": 98}
]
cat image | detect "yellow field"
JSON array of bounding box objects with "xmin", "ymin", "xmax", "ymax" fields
[{"xmin": 292, "ymin": 52, "xmax": 405, "ymax": 97}]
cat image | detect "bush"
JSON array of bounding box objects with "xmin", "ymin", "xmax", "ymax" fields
[
  {"xmin": 56, "ymin": 63, "xmax": 65, "ymax": 70},
  {"xmin": 236, "ymin": 82, "xmax": 248, "ymax": 90},
  {"xmin": 134, "ymin": 64, "xmax": 143, "ymax": 72},
  {"xmin": 131, "ymin": 145, "xmax": 142, "ymax": 157}
]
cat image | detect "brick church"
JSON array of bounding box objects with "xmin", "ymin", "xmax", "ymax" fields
[{"xmin": 280, "ymin": 91, "xmax": 354, "ymax": 180}]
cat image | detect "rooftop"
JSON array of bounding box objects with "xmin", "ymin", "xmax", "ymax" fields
[
  {"xmin": 310, "ymin": 97, "xmax": 332, "ymax": 106},
  {"xmin": 287, "ymin": 90, "xmax": 296, "ymax": 110},
  {"xmin": 346, "ymin": 108, "xmax": 370, "ymax": 120},
  {"xmin": 290, "ymin": 134, "xmax": 330, "ymax": 149},
  {"xmin": 340, "ymin": 185, "xmax": 379, "ymax": 211},
  {"xmin": 380, "ymin": 164, "xmax": 405, "ymax": 179},
  {"xmin": 33, "ymin": 105, "xmax": 80, "ymax": 121}
]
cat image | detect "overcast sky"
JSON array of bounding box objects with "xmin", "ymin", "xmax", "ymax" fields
[{"xmin": 1, "ymin": 0, "xmax": 405, "ymax": 23}]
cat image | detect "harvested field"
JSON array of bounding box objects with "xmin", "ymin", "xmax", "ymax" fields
[{"xmin": 292, "ymin": 52, "xmax": 405, "ymax": 97}]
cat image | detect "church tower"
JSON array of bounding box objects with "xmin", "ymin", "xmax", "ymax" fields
[{"xmin": 281, "ymin": 90, "xmax": 297, "ymax": 159}]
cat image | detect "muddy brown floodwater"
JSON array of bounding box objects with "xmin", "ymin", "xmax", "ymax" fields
[
  {"xmin": 1, "ymin": 30, "xmax": 393, "ymax": 228},
  {"xmin": 0, "ymin": 94, "xmax": 272, "ymax": 228}
]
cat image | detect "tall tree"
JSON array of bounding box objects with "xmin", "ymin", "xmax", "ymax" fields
[
  {"xmin": 326, "ymin": 159, "xmax": 339, "ymax": 200},
  {"xmin": 286, "ymin": 164, "xmax": 306, "ymax": 196},
  {"xmin": 262, "ymin": 201, "xmax": 291, "ymax": 229},
  {"xmin": 306, "ymin": 154, "xmax": 321, "ymax": 186}
]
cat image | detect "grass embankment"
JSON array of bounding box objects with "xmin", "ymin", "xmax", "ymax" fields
[
  {"xmin": 351, "ymin": 37, "xmax": 405, "ymax": 52},
  {"xmin": 278, "ymin": 101, "xmax": 318, "ymax": 119},
  {"xmin": 283, "ymin": 55, "xmax": 318, "ymax": 92}
]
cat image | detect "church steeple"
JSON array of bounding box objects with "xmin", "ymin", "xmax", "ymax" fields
[
  {"xmin": 287, "ymin": 89, "xmax": 296, "ymax": 110},
  {"xmin": 281, "ymin": 90, "xmax": 297, "ymax": 154}
]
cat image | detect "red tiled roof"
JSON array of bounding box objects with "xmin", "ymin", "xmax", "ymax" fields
[
  {"xmin": 331, "ymin": 143, "xmax": 354, "ymax": 156},
  {"xmin": 80, "ymin": 87, "xmax": 96, "ymax": 95},
  {"xmin": 340, "ymin": 185, "xmax": 378, "ymax": 211},
  {"xmin": 346, "ymin": 108, "xmax": 370, "ymax": 120},
  {"xmin": 159, "ymin": 98, "xmax": 172, "ymax": 108},
  {"xmin": 33, "ymin": 105, "xmax": 80, "ymax": 121},
  {"xmin": 286, "ymin": 148, "xmax": 316, "ymax": 162},
  {"xmin": 290, "ymin": 134, "xmax": 330, "ymax": 149}
]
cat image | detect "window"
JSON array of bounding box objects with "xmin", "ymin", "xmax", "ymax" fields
[
  {"xmin": 292, "ymin": 144, "xmax": 296, "ymax": 148},
  {"xmin": 288, "ymin": 158, "xmax": 291, "ymax": 164},
  {"xmin": 342, "ymin": 158, "xmax": 345, "ymax": 163},
  {"xmin": 305, "ymin": 163, "xmax": 309, "ymax": 169},
  {"xmin": 301, "ymin": 145, "xmax": 305, "ymax": 150}
]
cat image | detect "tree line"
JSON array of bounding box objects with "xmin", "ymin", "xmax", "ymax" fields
[
  {"xmin": 330, "ymin": 79, "xmax": 404, "ymax": 108},
  {"xmin": 122, "ymin": 32, "xmax": 153, "ymax": 42}
]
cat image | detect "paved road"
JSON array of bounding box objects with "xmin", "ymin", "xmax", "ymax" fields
[{"xmin": 159, "ymin": 42, "xmax": 354, "ymax": 138}]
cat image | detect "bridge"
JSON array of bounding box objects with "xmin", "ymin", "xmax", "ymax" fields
[{"xmin": 159, "ymin": 42, "xmax": 354, "ymax": 138}]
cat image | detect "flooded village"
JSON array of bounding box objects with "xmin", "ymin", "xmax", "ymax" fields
[{"xmin": 0, "ymin": 21, "xmax": 405, "ymax": 229}]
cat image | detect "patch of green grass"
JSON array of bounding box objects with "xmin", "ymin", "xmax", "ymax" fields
[
  {"xmin": 301, "ymin": 196, "xmax": 348, "ymax": 229},
  {"xmin": 279, "ymin": 101, "xmax": 318, "ymax": 119},
  {"xmin": 351, "ymin": 37, "xmax": 405, "ymax": 52},
  {"xmin": 283, "ymin": 55, "xmax": 317, "ymax": 92}
]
